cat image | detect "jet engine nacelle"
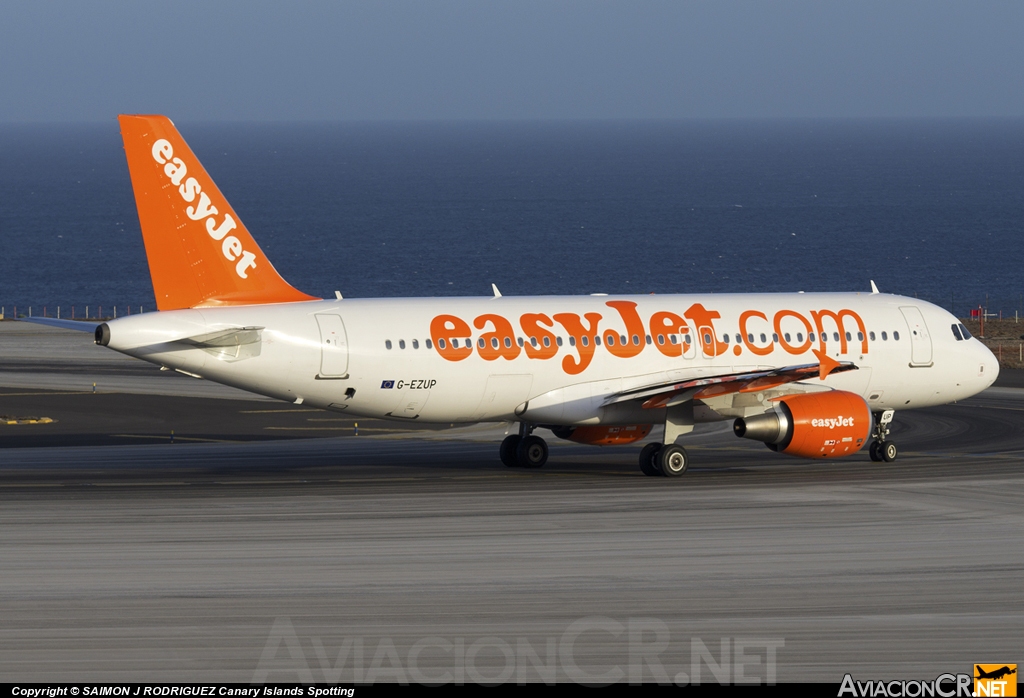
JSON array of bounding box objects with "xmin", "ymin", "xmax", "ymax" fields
[
  {"xmin": 550, "ymin": 424, "xmax": 652, "ymax": 446},
  {"xmin": 732, "ymin": 391, "xmax": 871, "ymax": 459}
]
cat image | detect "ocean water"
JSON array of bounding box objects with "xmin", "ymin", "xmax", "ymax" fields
[{"xmin": 1, "ymin": 119, "xmax": 1023, "ymax": 317}]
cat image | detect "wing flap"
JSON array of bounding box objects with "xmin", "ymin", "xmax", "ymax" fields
[{"xmin": 603, "ymin": 358, "xmax": 858, "ymax": 410}]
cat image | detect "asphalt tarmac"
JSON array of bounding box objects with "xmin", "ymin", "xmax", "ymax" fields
[{"xmin": 1, "ymin": 322, "xmax": 1022, "ymax": 683}]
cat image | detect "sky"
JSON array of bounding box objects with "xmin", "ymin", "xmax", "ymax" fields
[{"xmin": 1, "ymin": 1, "xmax": 1023, "ymax": 122}]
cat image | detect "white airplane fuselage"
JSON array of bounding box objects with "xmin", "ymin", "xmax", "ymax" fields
[{"xmin": 101, "ymin": 291, "xmax": 997, "ymax": 426}]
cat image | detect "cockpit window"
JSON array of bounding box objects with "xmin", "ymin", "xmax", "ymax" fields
[
  {"xmin": 951, "ymin": 324, "xmax": 963, "ymax": 341},
  {"xmin": 959, "ymin": 323, "xmax": 972, "ymax": 339}
]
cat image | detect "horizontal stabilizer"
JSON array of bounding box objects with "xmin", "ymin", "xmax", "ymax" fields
[
  {"xmin": 178, "ymin": 326, "xmax": 264, "ymax": 362},
  {"xmin": 181, "ymin": 327, "xmax": 263, "ymax": 348},
  {"xmin": 18, "ymin": 317, "xmax": 99, "ymax": 332}
]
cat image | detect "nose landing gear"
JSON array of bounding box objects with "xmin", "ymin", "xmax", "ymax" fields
[{"xmin": 868, "ymin": 409, "xmax": 897, "ymax": 462}]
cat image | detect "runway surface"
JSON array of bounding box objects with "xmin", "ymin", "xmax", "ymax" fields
[{"xmin": 1, "ymin": 321, "xmax": 1023, "ymax": 683}]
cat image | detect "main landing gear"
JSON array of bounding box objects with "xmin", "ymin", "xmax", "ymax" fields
[
  {"xmin": 868, "ymin": 409, "xmax": 898, "ymax": 463},
  {"xmin": 638, "ymin": 401, "xmax": 694, "ymax": 477},
  {"xmin": 501, "ymin": 423, "xmax": 549, "ymax": 469},
  {"xmin": 638, "ymin": 442, "xmax": 689, "ymax": 477}
]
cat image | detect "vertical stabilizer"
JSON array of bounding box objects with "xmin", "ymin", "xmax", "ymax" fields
[{"xmin": 119, "ymin": 114, "xmax": 318, "ymax": 310}]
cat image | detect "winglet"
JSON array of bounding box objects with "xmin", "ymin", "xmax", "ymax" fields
[
  {"xmin": 870, "ymin": 280, "xmax": 879, "ymax": 294},
  {"xmin": 119, "ymin": 115, "xmax": 319, "ymax": 310},
  {"xmin": 813, "ymin": 348, "xmax": 841, "ymax": 380}
]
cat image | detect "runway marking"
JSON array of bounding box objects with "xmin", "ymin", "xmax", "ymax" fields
[
  {"xmin": 306, "ymin": 418, "xmax": 352, "ymax": 422},
  {"xmin": 110, "ymin": 434, "xmax": 244, "ymax": 443},
  {"xmin": 239, "ymin": 409, "xmax": 321, "ymax": 413},
  {"xmin": 2, "ymin": 416, "xmax": 55, "ymax": 425}
]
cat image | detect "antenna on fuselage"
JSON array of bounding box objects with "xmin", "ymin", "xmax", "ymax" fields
[
  {"xmin": 491, "ymin": 284, "xmax": 502, "ymax": 298},
  {"xmin": 870, "ymin": 280, "xmax": 880, "ymax": 294}
]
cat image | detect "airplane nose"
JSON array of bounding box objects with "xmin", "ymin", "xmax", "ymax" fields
[{"xmin": 980, "ymin": 343, "xmax": 999, "ymax": 388}]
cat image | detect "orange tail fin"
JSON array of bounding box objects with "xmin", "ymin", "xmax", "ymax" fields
[{"xmin": 119, "ymin": 114, "xmax": 318, "ymax": 310}]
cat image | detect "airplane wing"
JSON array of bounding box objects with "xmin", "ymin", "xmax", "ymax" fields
[
  {"xmin": 18, "ymin": 316, "xmax": 100, "ymax": 332},
  {"xmin": 603, "ymin": 349, "xmax": 857, "ymax": 410}
]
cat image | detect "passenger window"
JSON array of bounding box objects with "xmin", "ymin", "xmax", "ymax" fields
[
  {"xmin": 412, "ymin": 339, "xmax": 419, "ymax": 349},
  {"xmin": 810, "ymin": 333, "xmax": 816, "ymax": 342},
  {"xmin": 632, "ymin": 335, "xmax": 640, "ymax": 346},
  {"xmin": 569, "ymin": 337, "xmax": 576, "ymax": 346},
  {"xmin": 399, "ymin": 339, "xmax": 406, "ymax": 349},
  {"xmin": 772, "ymin": 333, "xmax": 779, "ymax": 342},
  {"xmin": 531, "ymin": 336, "xmax": 538, "ymax": 347},
  {"xmin": 385, "ymin": 340, "xmax": 393, "ymax": 350},
  {"xmin": 951, "ymin": 324, "xmax": 962, "ymax": 341},
  {"xmin": 542, "ymin": 336, "xmax": 550, "ymax": 347},
  {"xmin": 747, "ymin": 333, "xmax": 754, "ymax": 343},
  {"xmin": 881, "ymin": 332, "xmax": 887, "ymax": 341},
  {"xmin": 517, "ymin": 337, "xmax": 524, "ymax": 347},
  {"xmin": 735, "ymin": 334, "xmax": 741, "ymax": 344},
  {"xmin": 595, "ymin": 335, "xmax": 602, "ymax": 346},
  {"xmin": 581, "ymin": 336, "xmax": 589, "ymax": 347},
  {"xmin": 491, "ymin": 338, "xmax": 499, "ymax": 349},
  {"xmin": 797, "ymin": 333, "xmax": 804, "ymax": 342},
  {"xmin": 645, "ymin": 335, "xmax": 652, "ymax": 345},
  {"xmin": 833, "ymin": 332, "xmax": 840, "ymax": 342},
  {"xmin": 760, "ymin": 333, "xmax": 767, "ymax": 343},
  {"xmin": 959, "ymin": 323, "xmax": 972, "ymax": 339},
  {"xmin": 556, "ymin": 336, "xmax": 563, "ymax": 346},
  {"xmin": 620, "ymin": 334, "xmax": 627, "ymax": 345},
  {"xmin": 670, "ymin": 335, "xmax": 678, "ymax": 345},
  {"xmin": 857, "ymin": 332, "xmax": 863, "ymax": 341},
  {"xmin": 893, "ymin": 331, "xmax": 900, "ymax": 341},
  {"xmin": 845, "ymin": 332, "xmax": 852, "ymax": 341},
  {"xmin": 452, "ymin": 339, "xmax": 459, "ymax": 348},
  {"xmin": 722, "ymin": 334, "xmax": 730, "ymax": 344},
  {"xmin": 504, "ymin": 337, "xmax": 512, "ymax": 348},
  {"xmin": 784, "ymin": 333, "xmax": 791, "ymax": 343},
  {"xmin": 869, "ymin": 332, "xmax": 875, "ymax": 341},
  {"xmin": 478, "ymin": 338, "xmax": 485, "ymax": 348},
  {"xmin": 426, "ymin": 339, "xmax": 433, "ymax": 349},
  {"xmin": 658, "ymin": 334, "xmax": 665, "ymax": 345},
  {"xmin": 703, "ymin": 332, "xmax": 712, "ymax": 346},
  {"xmin": 607, "ymin": 334, "xmax": 615, "ymax": 346}
]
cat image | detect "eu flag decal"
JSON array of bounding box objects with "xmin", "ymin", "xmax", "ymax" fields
[{"xmin": 381, "ymin": 380, "xmax": 395, "ymax": 389}]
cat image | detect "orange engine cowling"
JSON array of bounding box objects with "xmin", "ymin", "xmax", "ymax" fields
[
  {"xmin": 550, "ymin": 424, "xmax": 652, "ymax": 446},
  {"xmin": 732, "ymin": 391, "xmax": 871, "ymax": 459}
]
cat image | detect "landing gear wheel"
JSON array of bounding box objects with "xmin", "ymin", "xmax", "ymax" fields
[
  {"xmin": 517, "ymin": 435, "xmax": 549, "ymax": 468},
  {"xmin": 639, "ymin": 443, "xmax": 662, "ymax": 476},
  {"xmin": 658, "ymin": 444, "xmax": 688, "ymax": 477},
  {"xmin": 500, "ymin": 435, "xmax": 521, "ymax": 468},
  {"xmin": 881, "ymin": 441, "xmax": 898, "ymax": 463},
  {"xmin": 869, "ymin": 441, "xmax": 883, "ymax": 462}
]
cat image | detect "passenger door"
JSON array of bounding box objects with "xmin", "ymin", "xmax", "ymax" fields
[
  {"xmin": 899, "ymin": 306, "xmax": 933, "ymax": 366},
  {"xmin": 315, "ymin": 314, "xmax": 349, "ymax": 378}
]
